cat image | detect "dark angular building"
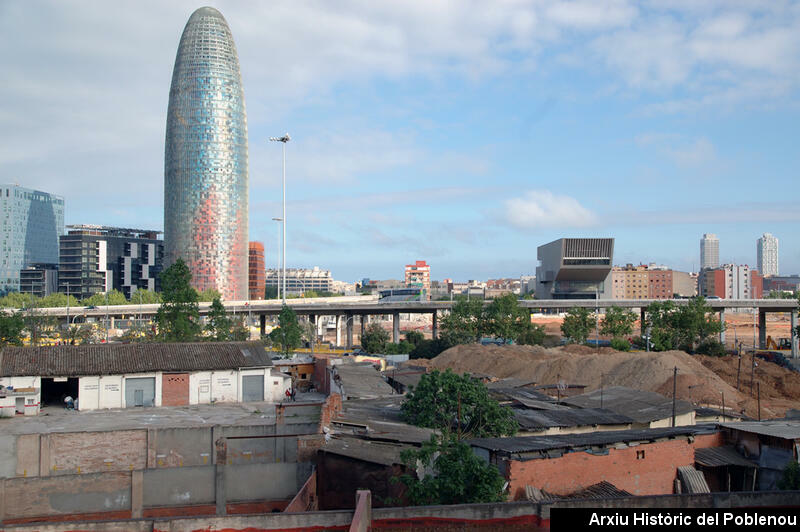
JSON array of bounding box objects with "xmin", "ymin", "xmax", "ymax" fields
[
  {"xmin": 535, "ymin": 238, "xmax": 615, "ymax": 299},
  {"xmin": 19, "ymin": 263, "xmax": 58, "ymax": 298},
  {"xmin": 58, "ymin": 225, "xmax": 163, "ymax": 300},
  {"xmin": 164, "ymin": 7, "xmax": 249, "ymax": 301}
]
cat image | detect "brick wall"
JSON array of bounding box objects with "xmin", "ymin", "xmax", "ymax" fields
[
  {"xmin": 320, "ymin": 393, "xmax": 342, "ymax": 429},
  {"xmin": 506, "ymin": 432, "xmax": 724, "ymax": 500},
  {"xmin": 161, "ymin": 373, "xmax": 189, "ymax": 407}
]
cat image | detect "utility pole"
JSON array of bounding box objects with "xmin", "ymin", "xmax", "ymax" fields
[
  {"xmin": 757, "ymin": 383, "xmax": 761, "ymax": 421},
  {"xmin": 736, "ymin": 345, "xmax": 742, "ymax": 391},
  {"xmin": 671, "ymin": 366, "xmax": 677, "ymax": 427}
]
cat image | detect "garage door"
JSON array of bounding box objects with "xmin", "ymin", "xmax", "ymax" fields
[
  {"xmin": 125, "ymin": 377, "xmax": 156, "ymax": 407},
  {"xmin": 242, "ymin": 375, "xmax": 264, "ymax": 402}
]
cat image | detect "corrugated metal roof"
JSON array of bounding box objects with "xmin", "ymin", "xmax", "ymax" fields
[
  {"xmin": 677, "ymin": 465, "xmax": 710, "ymax": 493},
  {"xmin": 720, "ymin": 420, "xmax": 800, "ymax": 440},
  {"xmin": 525, "ymin": 481, "xmax": 632, "ymax": 502},
  {"xmin": 334, "ymin": 363, "xmax": 396, "ymax": 399},
  {"xmin": 513, "ymin": 407, "xmax": 632, "ymax": 430},
  {"xmin": 695, "ymin": 446, "xmax": 756, "ymax": 468},
  {"xmin": 469, "ymin": 425, "xmax": 717, "ymax": 455},
  {"xmin": 0, "ymin": 341, "xmax": 273, "ymax": 377},
  {"xmin": 321, "ymin": 437, "xmax": 411, "ymax": 466},
  {"xmin": 562, "ymin": 386, "xmax": 694, "ymax": 423}
]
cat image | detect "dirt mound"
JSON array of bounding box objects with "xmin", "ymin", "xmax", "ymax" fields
[{"xmin": 429, "ymin": 344, "xmax": 796, "ymax": 419}]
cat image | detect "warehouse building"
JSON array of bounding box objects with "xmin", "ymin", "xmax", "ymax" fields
[{"xmin": 0, "ymin": 341, "xmax": 291, "ymax": 412}]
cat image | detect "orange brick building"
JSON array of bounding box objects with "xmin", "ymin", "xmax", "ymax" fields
[{"xmin": 249, "ymin": 241, "xmax": 266, "ymax": 300}]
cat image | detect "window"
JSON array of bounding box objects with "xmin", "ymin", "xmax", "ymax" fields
[{"xmin": 636, "ymin": 450, "xmax": 646, "ymax": 459}]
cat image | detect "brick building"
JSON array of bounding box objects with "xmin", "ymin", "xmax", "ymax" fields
[
  {"xmin": 404, "ymin": 260, "xmax": 431, "ymax": 300},
  {"xmin": 248, "ymin": 241, "xmax": 266, "ymax": 300}
]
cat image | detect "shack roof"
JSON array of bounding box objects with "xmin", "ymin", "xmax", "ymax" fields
[
  {"xmin": 320, "ymin": 437, "xmax": 412, "ymax": 467},
  {"xmin": 469, "ymin": 425, "xmax": 716, "ymax": 457},
  {"xmin": 333, "ymin": 362, "xmax": 396, "ymax": 400},
  {"xmin": 719, "ymin": 420, "xmax": 800, "ymax": 441},
  {"xmin": 695, "ymin": 446, "xmax": 756, "ymax": 468},
  {"xmin": 562, "ymin": 386, "xmax": 694, "ymax": 423},
  {"xmin": 513, "ymin": 407, "xmax": 632, "ymax": 431},
  {"xmin": 0, "ymin": 342, "xmax": 273, "ymax": 377}
]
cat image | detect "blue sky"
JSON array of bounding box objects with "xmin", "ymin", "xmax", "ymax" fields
[{"xmin": 1, "ymin": 1, "xmax": 798, "ymax": 282}]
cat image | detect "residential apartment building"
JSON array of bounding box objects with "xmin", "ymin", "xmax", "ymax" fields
[
  {"xmin": 0, "ymin": 184, "xmax": 64, "ymax": 295},
  {"xmin": 611, "ymin": 265, "xmax": 650, "ymax": 299},
  {"xmin": 404, "ymin": 260, "xmax": 431, "ymax": 299},
  {"xmin": 673, "ymin": 271, "xmax": 698, "ymax": 297},
  {"xmin": 612, "ymin": 265, "xmax": 694, "ymax": 299},
  {"xmin": 699, "ymin": 264, "xmax": 763, "ymax": 299},
  {"xmin": 757, "ymin": 233, "xmax": 778, "ymax": 277},
  {"xmin": 19, "ymin": 263, "xmax": 58, "ymax": 298},
  {"xmin": 58, "ymin": 225, "xmax": 163, "ymax": 300}
]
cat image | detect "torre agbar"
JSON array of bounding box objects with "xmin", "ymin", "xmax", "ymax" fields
[{"xmin": 164, "ymin": 7, "xmax": 248, "ymax": 300}]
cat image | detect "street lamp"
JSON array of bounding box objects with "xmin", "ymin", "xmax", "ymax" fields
[
  {"xmin": 269, "ymin": 133, "xmax": 290, "ymax": 305},
  {"xmin": 271, "ymin": 217, "xmax": 283, "ymax": 302}
]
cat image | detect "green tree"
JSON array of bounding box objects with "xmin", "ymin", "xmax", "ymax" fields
[
  {"xmin": 0, "ymin": 311, "xmax": 25, "ymax": 346},
  {"xmin": 396, "ymin": 435, "xmax": 506, "ymax": 506},
  {"xmin": 154, "ymin": 259, "xmax": 201, "ymax": 342},
  {"xmin": 600, "ymin": 306, "xmax": 637, "ymax": 339},
  {"xmin": 22, "ymin": 306, "xmax": 57, "ymax": 346},
  {"xmin": 384, "ymin": 340, "xmax": 414, "ymax": 354},
  {"xmin": 645, "ymin": 297, "xmax": 723, "ymax": 352},
  {"xmin": 517, "ymin": 322, "xmax": 546, "ymax": 346},
  {"xmin": 561, "ymin": 307, "xmax": 595, "ymax": 344},
  {"xmin": 440, "ymin": 297, "xmax": 484, "ymax": 345},
  {"xmin": 410, "ymin": 338, "xmax": 452, "ymax": 360},
  {"xmin": 196, "ymin": 287, "xmax": 222, "ymax": 302},
  {"xmin": 68, "ymin": 323, "xmax": 99, "ymax": 345},
  {"xmin": 401, "ymin": 369, "xmax": 518, "ymax": 438},
  {"xmin": 484, "ymin": 293, "xmax": 530, "ymax": 343},
  {"xmin": 361, "ymin": 323, "xmax": 389, "ymax": 353},
  {"xmin": 269, "ymin": 305, "xmax": 302, "ymax": 355},
  {"xmin": 264, "ymin": 285, "xmax": 278, "ymax": 300},
  {"xmin": 37, "ymin": 292, "xmax": 79, "ymax": 308},
  {"xmin": 0, "ymin": 291, "xmax": 37, "ymax": 309},
  {"xmin": 778, "ymin": 460, "xmax": 800, "ymax": 490},
  {"xmin": 80, "ymin": 289, "xmax": 128, "ymax": 307},
  {"xmin": 131, "ymin": 289, "xmax": 162, "ymax": 304},
  {"xmin": 405, "ymin": 330, "xmax": 424, "ymax": 347},
  {"xmin": 205, "ymin": 297, "xmax": 233, "ymax": 341}
]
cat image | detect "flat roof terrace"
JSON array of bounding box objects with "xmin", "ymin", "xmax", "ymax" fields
[{"xmin": 0, "ymin": 393, "xmax": 327, "ymax": 435}]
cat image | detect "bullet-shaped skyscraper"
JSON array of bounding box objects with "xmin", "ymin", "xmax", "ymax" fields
[{"xmin": 164, "ymin": 7, "xmax": 248, "ymax": 300}]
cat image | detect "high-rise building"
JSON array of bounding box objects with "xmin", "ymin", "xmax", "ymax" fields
[
  {"xmin": 405, "ymin": 260, "xmax": 431, "ymax": 300},
  {"xmin": 164, "ymin": 7, "xmax": 248, "ymax": 300},
  {"xmin": 248, "ymin": 242, "xmax": 265, "ymax": 301},
  {"xmin": 59, "ymin": 225, "xmax": 163, "ymax": 300},
  {"xmin": 0, "ymin": 184, "xmax": 64, "ymax": 295},
  {"xmin": 757, "ymin": 233, "xmax": 778, "ymax": 277},
  {"xmin": 19, "ymin": 263, "xmax": 58, "ymax": 298},
  {"xmin": 266, "ymin": 267, "xmax": 333, "ymax": 294},
  {"xmin": 700, "ymin": 234, "xmax": 719, "ymax": 270}
]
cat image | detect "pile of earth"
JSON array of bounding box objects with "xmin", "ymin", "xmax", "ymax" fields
[{"xmin": 425, "ymin": 344, "xmax": 800, "ymax": 419}]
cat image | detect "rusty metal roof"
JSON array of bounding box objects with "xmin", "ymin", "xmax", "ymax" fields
[
  {"xmin": 0, "ymin": 341, "xmax": 273, "ymax": 377},
  {"xmin": 695, "ymin": 446, "xmax": 756, "ymax": 468}
]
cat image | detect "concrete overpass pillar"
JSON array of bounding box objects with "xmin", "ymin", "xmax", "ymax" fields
[
  {"xmin": 259, "ymin": 314, "xmax": 266, "ymax": 335},
  {"xmin": 432, "ymin": 310, "xmax": 438, "ymax": 340},
  {"xmin": 719, "ymin": 310, "xmax": 725, "ymax": 346},
  {"xmin": 393, "ymin": 312, "xmax": 400, "ymax": 344},
  {"xmin": 360, "ymin": 315, "xmax": 366, "ymax": 345},
  {"xmin": 758, "ymin": 309, "xmax": 767, "ymax": 349},
  {"xmin": 336, "ymin": 315, "xmax": 342, "ymax": 348},
  {"xmin": 791, "ymin": 309, "xmax": 798, "ymax": 359},
  {"xmin": 309, "ymin": 314, "xmax": 316, "ymax": 351},
  {"xmin": 345, "ymin": 312, "xmax": 353, "ymax": 349}
]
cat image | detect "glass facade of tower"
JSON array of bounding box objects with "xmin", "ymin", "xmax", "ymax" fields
[
  {"xmin": 0, "ymin": 184, "xmax": 64, "ymax": 295},
  {"xmin": 164, "ymin": 7, "xmax": 248, "ymax": 300}
]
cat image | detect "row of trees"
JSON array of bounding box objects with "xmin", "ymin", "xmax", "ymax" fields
[
  {"xmin": 559, "ymin": 297, "xmax": 726, "ymax": 354},
  {"xmin": 0, "ymin": 286, "xmax": 229, "ymax": 311},
  {"xmin": 439, "ymin": 294, "xmax": 545, "ymax": 347}
]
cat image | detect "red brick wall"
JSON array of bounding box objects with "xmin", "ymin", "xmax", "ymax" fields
[
  {"xmin": 161, "ymin": 373, "xmax": 189, "ymax": 406},
  {"xmin": 320, "ymin": 393, "xmax": 342, "ymax": 428},
  {"xmin": 506, "ymin": 432, "xmax": 723, "ymax": 500}
]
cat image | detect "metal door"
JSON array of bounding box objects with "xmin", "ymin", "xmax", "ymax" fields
[
  {"xmin": 241, "ymin": 375, "xmax": 264, "ymax": 402},
  {"xmin": 125, "ymin": 377, "xmax": 155, "ymax": 407}
]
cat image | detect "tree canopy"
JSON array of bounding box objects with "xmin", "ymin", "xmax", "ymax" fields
[
  {"xmin": 600, "ymin": 306, "xmax": 637, "ymax": 339},
  {"xmin": 361, "ymin": 323, "xmax": 390, "ymax": 353},
  {"xmin": 401, "ymin": 369, "xmax": 518, "ymax": 438},
  {"xmin": 396, "ymin": 435, "xmax": 506, "ymax": 506},
  {"xmin": 483, "ymin": 293, "xmax": 531, "ymax": 343},
  {"xmin": 81, "ymin": 290, "xmax": 128, "ymax": 307},
  {"xmin": 269, "ymin": 304, "xmax": 303, "ymax": 355},
  {"xmin": 0, "ymin": 311, "xmax": 25, "ymax": 346},
  {"xmin": 154, "ymin": 259, "xmax": 201, "ymax": 342},
  {"xmin": 645, "ymin": 297, "xmax": 723, "ymax": 352},
  {"xmin": 440, "ymin": 297, "xmax": 484, "ymax": 345},
  {"xmin": 206, "ymin": 297, "xmax": 234, "ymax": 341},
  {"xmin": 561, "ymin": 307, "xmax": 595, "ymax": 344}
]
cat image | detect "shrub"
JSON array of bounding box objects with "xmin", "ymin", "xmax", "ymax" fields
[
  {"xmin": 610, "ymin": 337, "xmax": 631, "ymax": 351},
  {"xmin": 696, "ymin": 338, "xmax": 727, "ymax": 357}
]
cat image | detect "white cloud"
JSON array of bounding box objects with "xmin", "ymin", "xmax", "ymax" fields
[
  {"xmin": 504, "ymin": 190, "xmax": 597, "ymax": 229},
  {"xmin": 635, "ymin": 133, "xmax": 718, "ymax": 168}
]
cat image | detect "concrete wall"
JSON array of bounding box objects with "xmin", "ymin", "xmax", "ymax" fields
[
  {"xmin": 226, "ymin": 463, "xmax": 299, "ymax": 502},
  {"xmin": 47, "ymin": 430, "xmax": 147, "ymax": 475},
  {"xmin": 143, "ymin": 467, "xmax": 216, "ymax": 507}
]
